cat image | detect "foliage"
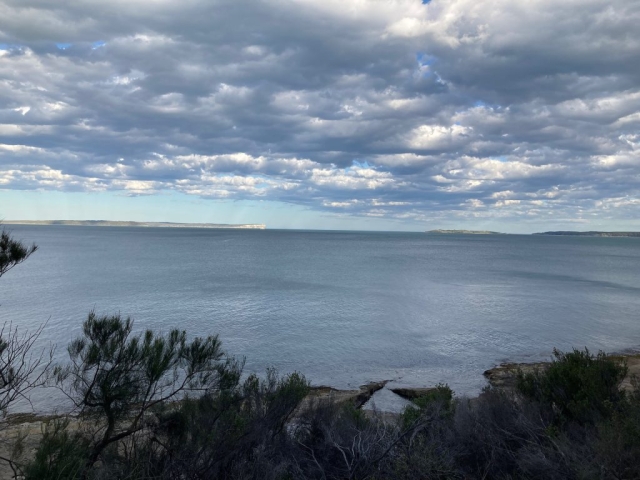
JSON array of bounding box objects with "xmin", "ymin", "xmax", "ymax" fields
[
  {"xmin": 593, "ymin": 377, "xmax": 640, "ymax": 479},
  {"xmin": 22, "ymin": 312, "xmax": 309, "ymax": 479},
  {"xmin": 145, "ymin": 368, "xmax": 309, "ymax": 479},
  {"xmin": 11, "ymin": 307, "xmax": 640, "ymax": 480},
  {"xmin": 517, "ymin": 348, "xmax": 628, "ymax": 424},
  {"xmin": 400, "ymin": 383, "xmax": 454, "ymax": 428},
  {"xmin": 0, "ymin": 228, "xmax": 37, "ymax": 279},
  {"xmin": 292, "ymin": 399, "xmax": 399, "ymax": 480},
  {"xmin": 53, "ymin": 311, "xmax": 236, "ymax": 473},
  {"xmin": 20, "ymin": 341, "xmax": 640, "ymax": 480},
  {"xmin": 0, "ymin": 323, "xmax": 51, "ymax": 416},
  {"xmin": 23, "ymin": 418, "xmax": 88, "ymax": 480}
]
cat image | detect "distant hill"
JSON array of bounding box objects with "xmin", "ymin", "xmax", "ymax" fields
[
  {"xmin": 534, "ymin": 231, "xmax": 640, "ymax": 237},
  {"xmin": 4, "ymin": 220, "xmax": 266, "ymax": 229},
  {"xmin": 425, "ymin": 229, "xmax": 504, "ymax": 235}
]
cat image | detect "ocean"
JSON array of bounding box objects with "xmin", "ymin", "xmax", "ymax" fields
[{"xmin": 2, "ymin": 226, "xmax": 640, "ymax": 411}]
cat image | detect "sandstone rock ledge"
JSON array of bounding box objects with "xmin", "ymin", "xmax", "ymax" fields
[
  {"xmin": 483, "ymin": 362, "xmax": 549, "ymax": 389},
  {"xmin": 389, "ymin": 387, "xmax": 438, "ymax": 400},
  {"xmin": 301, "ymin": 381, "xmax": 389, "ymax": 410},
  {"xmin": 483, "ymin": 352, "xmax": 640, "ymax": 391}
]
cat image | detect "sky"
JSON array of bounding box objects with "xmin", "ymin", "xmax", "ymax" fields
[{"xmin": 0, "ymin": 0, "xmax": 639, "ymax": 232}]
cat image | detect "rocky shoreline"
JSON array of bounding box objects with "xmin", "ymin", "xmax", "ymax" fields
[
  {"xmin": 483, "ymin": 351, "xmax": 640, "ymax": 391},
  {"xmin": 2, "ymin": 351, "xmax": 640, "ymax": 477},
  {"xmin": 5, "ymin": 351, "xmax": 640, "ymax": 426}
]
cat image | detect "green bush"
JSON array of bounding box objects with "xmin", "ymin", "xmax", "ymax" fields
[
  {"xmin": 27, "ymin": 316, "xmax": 309, "ymax": 480},
  {"xmin": 24, "ymin": 419, "xmax": 89, "ymax": 480},
  {"xmin": 21, "ymin": 315, "xmax": 640, "ymax": 480},
  {"xmin": 151, "ymin": 368, "xmax": 309, "ymax": 478},
  {"xmin": 517, "ymin": 348, "xmax": 628, "ymax": 424},
  {"xmin": 593, "ymin": 377, "xmax": 640, "ymax": 479},
  {"xmin": 401, "ymin": 383, "xmax": 454, "ymax": 428}
]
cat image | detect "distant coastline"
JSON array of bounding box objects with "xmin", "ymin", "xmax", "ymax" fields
[
  {"xmin": 425, "ymin": 229, "xmax": 504, "ymax": 235},
  {"xmin": 4, "ymin": 220, "xmax": 266, "ymax": 230},
  {"xmin": 425, "ymin": 229, "xmax": 640, "ymax": 237},
  {"xmin": 534, "ymin": 231, "xmax": 640, "ymax": 237}
]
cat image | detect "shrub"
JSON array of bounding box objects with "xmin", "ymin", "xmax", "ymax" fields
[
  {"xmin": 517, "ymin": 348, "xmax": 627, "ymax": 424},
  {"xmin": 22, "ymin": 319, "xmax": 640, "ymax": 480},
  {"xmin": 292, "ymin": 400, "xmax": 400, "ymax": 480},
  {"xmin": 593, "ymin": 377, "xmax": 640, "ymax": 479},
  {"xmin": 27, "ymin": 315, "xmax": 309, "ymax": 480},
  {"xmin": 38, "ymin": 311, "xmax": 242, "ymax": 477},
  {"xmin": 23, "ymin": 419, "xmax": 89, "ymax": 480},
  {"xmin": 453, "ymin": 387, "xmax": 577, "ymax": 479},
  {"xmin": 400, "ymin": 383, "xmax": 454, "ymax": 428},
  {"xmin": 392, "ymin": 385, "xmax": 460, "ymax": 480},
  {"xmin": 150, "ymin": 368, "xmax": 309, "ymax": 479}
]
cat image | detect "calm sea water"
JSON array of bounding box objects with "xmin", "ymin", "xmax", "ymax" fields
[{"xmin": 2, "ymin": 226, "xmax": 640, "ymax": 411}]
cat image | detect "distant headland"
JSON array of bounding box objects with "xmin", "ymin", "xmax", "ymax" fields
[
  {"xmin": 425, "ymin": 229, "xmax": 504, "ymax": 235},
  {"xmin": 4, "ymin": 220, "xmax": 266, "ymax": 230},
  {"xmin": 534, "ymin": 231, "xmax": 640, "ymax": 237},
  {"xmin": 426, "ymin": 229, "xmax": 640, "ymax": 237}
]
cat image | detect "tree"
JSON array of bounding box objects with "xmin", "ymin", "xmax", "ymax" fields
[
  {"xmin": 0, "ymin": 228, "xmax": 37, "ymax": 279},
  {"xmin": 26, "ymin": 311, "xmax": 311, "ymax": 479},
  {"xmin": 0, "ymin": 228, "xmax": 46, "ymax": 415},
  {"xmin": 0, "ymin": 323, "xmax": 50, "ymax": 415},
  {"xmin": 0, "ymin": 227, "xmax": 50, "ymax": 478},
  {"xmin": 54, "ymin": 312, "xmax": 240, "ymax": 475}
]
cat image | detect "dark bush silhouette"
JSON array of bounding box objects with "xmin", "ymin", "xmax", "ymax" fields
[
  {"xmin": 0, "ymin": 228, "xmax": 37, "ymax": 279},
  {"xmin": 517, "ymin": 348, "xmax": 628, "ymax": 424},
  {"xmin": 19, "ymin": 327, "xmax": 640, "ymax": 480},
  {"xmin": 52, "ymin": 311, "xmax": 242, "ymax": 475},
  {"xmin": 22, "ymin": 419, "xmax": 88, "ymax": 480},
  {"xmin": 146, "ymin": 369, "xmax": 309, "ymax": 479}
]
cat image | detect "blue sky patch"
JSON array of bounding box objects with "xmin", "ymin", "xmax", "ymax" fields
[
  {"xmin": 416, "ymin": 52, "xmax": 435, "ymax": 66},
  {"xmin": 349, "ymin": 160, "xmax": 371, "ymax": 170}
]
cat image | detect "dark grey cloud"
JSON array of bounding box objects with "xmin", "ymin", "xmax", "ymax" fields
[{"xmin": 0, "ymin": 0, "xmax": 639, "ymax": 228}]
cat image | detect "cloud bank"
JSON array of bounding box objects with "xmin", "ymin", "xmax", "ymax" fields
[{"xmin": 1, "ymin": 0, "xmax": 639, "ymax": 228}]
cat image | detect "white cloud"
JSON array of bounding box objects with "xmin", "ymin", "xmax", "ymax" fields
[
  {"xmin": 407, "ymin": 124, "xmax": 473, "ymax": 150},
  {"xmin": 0, "ymin": 0, "xmax": 638, "ymax": 228}
]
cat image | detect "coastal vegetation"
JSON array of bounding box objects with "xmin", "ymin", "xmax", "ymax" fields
[
  {"xmin": 2, "ymin": 228, "xmax": 640, "ymax": 479},
  {"xmin": 10, "ymin": 333, "xmax": 640, "ymax": 480}
]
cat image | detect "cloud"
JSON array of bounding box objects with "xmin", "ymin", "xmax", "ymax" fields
[{"xmin": 0, "ymin": 0, "xmax": 639, "ymax": 228}]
